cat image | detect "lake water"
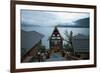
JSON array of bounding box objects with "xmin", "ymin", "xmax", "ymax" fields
[{"xmin": 22, "ymin": 26, "xmax": 89, "ymax": 49}]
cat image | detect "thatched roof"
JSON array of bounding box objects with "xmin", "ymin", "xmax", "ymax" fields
[
  {"xmin": 21, "ymin": 30, "xmax": 44, "ymax": 56},
  {"xmin": 72, "ymin": 34, "xmax": 89, "ymax": 53}
]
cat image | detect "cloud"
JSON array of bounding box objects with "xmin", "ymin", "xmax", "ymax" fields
[
  {"xmin": 21, "ymin": 10, "xmax": 59, "ymax": 26},
  {"xmin": 21, "ymin": 10, "xmax": 90, "ymax": 27}
]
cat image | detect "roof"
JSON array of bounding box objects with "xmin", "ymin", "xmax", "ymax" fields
[
  {"xmin": 72, "ymin": 34, "xmax": 89, "ymax": 39},
  {"xmin": 72, "ymin": 34, "xmax": 89, "ymax": 53},
  {"xmin": 49, "ymin": 27, "xmax": 63, "ymax": 40},
  {"xmin": 21, "ymin": 30, "xmax": 44, "ymax": 56}
]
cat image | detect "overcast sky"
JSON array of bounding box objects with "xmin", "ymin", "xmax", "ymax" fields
[{"xmin": 21, "ymin": 10, "xmax": 90, "ymax": 27}]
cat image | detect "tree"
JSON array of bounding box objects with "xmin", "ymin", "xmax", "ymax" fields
[
  {"xmin": 63, "ymin": 44, "xmax": 72, "ymax": 52},
  {"xmin": 64, "ymin": 30, "xmax": 74, "ymax": 53},
  {"xmin": 38, "ymin": 45, "xmax": 46, "ymax": 53}
]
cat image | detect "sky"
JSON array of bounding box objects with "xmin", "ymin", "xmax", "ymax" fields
[{"xmin": 21, "ymin": 10, "xmax": 90, "ymax": 27}]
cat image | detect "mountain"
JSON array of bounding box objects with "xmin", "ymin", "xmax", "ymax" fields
[
  {"xmin": 74, "ymin": 17, "xmax": 89, "ymax": 28},
  {"xmin": 56, "ymin": 17, "xmax": 89, "ymax": 28},
  {"xmin": 21, "ymin": 22, "xmax": 41, "ymax": 27}
]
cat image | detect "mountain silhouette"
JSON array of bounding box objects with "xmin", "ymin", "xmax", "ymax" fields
[{"xmin": 56, "ymin": 17, "xmax": 89, "ymax": 28}]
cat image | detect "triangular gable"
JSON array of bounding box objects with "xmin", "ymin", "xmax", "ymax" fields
[{"xmin": 49, "ymin": 27, "xmax": 63, "ymax": 40}]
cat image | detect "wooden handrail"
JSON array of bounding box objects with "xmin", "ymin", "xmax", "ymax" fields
[{"xmin": 68, "ymin": 55, "xmax": 81, "ymax": 60}]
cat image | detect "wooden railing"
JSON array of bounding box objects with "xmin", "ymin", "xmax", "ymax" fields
[{"xmin": 67, "ymin": 54, "xmax": 81, "ymax": 60}]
